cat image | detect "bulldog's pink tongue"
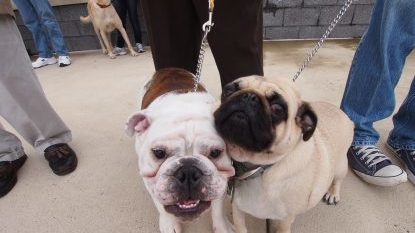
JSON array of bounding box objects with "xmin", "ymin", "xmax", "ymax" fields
[{"xmin": 177, "ymin": 200, "xmax": 200, "ymax": 209}]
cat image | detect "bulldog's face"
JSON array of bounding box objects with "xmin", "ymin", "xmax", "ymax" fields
[
  {"xmin": 126, "ymin": 93, "xmax": 235, "ymax": 221},
  {"xmin": 214, "ymin": 76, "xmax": 317, "ymax": 165}
]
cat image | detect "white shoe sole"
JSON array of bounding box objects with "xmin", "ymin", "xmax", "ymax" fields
[
  {"xmin": 32, "ymin": 59, "xmax": 57, "ymax": 69},
  {"xmin": 386, "ymin": 143, "xmax": 415, "ymax": 185},
  {"xmin": 353, "ymin": 169, "xmax": 407, "ymax": 186}
]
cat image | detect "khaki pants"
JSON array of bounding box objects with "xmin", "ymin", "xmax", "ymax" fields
[{"xmin": 0, "ymin": 15, "xmax": 71, "ymax": 162}]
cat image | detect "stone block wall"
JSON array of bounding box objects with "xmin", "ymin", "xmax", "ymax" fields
[
  {"xmin": 14, "ymin": 0, "xmax": 375, "ymax": 54},
  {"xmin": 263, "ymin": 0, "xmax": 375, "ymax": 40}
]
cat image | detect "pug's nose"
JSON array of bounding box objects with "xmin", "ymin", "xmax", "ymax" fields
[
  {"xmin": 174, "ymin": 165, "xmax": 203, "ymax": 188},
  {"xmin": 242, "ymin": 92, "xmax": 259, "ymax": 105}
]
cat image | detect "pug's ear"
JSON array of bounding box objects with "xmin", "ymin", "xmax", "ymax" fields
[
  {"xmin": 295, "ymin": 103, "xmax": 317, "ymax": 141},
  {"xmin": 125, "ymin": 111, "xmax": 151, "ymax": 137}
]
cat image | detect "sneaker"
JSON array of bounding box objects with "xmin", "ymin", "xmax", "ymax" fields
[
  {"xmin": 136, "ymin": 43, "xmax": 145, "ymax": 53},
  {"xmin": 386, "ymin": 142, "xmax": 415, "ymax": 185},
  {"xmin": 113, "ymin": 47, "xmax": 127, "ymax": 56},
  {"xmin": 32, "ymin": 57, "xmax": 57, "ymax": 69},
  {"xmin": 347, "ymin": 145, "xmax": 407, "ymax": 186},
  {"xmin": 58, "ymin": 56, "xmax": 71, "ymax": 67}
]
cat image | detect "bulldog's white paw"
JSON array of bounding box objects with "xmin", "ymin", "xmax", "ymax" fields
[
  {"xmin": 213, "ymin": 218, "xmax": 236, "ymax": 233},
  {"xmin": 159, "ymin": 214, "xmax": 181, "ymax": 233}
]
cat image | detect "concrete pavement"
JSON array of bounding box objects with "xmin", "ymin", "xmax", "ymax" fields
[{"xmin": 0, "ymin": 40, "xmax": 414, "ymax": 233}]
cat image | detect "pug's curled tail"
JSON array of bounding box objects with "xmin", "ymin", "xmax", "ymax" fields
[{"xmin": 80, "ymin": 15, "xmax": 91, "ymax": 24}]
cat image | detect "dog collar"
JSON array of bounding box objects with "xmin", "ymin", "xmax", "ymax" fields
[
  {"xmin": 96, "ymin": 2, "xmax": 111, "ymax": 8},
  {"xmin": 227, "ymin": 160, "xmax": 273, "ymax": 202},
  {"xmin": 233, "ymin": 160, "xmax": 273, "ymax": 181}
]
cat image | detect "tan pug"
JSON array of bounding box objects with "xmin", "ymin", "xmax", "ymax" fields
[
  {"xmin": 213, "ymin": 76, "xmax": 353, "ymax": 233},
  {"xmin": 126, "ymin": 68, "xmax": 235, "ymax": 233}
]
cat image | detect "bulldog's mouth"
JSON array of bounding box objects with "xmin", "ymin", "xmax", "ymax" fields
[{"xmin": 164, "ymin": 199, "xmax": 211, "ymax": 220}]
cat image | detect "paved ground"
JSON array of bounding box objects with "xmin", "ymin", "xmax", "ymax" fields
[{"xmin": 1, "ymin": 40, "xmax": 414, "ymax": 233}]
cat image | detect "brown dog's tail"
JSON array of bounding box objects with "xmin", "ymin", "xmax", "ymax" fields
[{"xmin": 80, "ymin": 15, "xmax": 91, "ymax": 24}]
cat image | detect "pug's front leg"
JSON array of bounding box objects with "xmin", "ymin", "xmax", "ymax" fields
[{"xmin": 232, "ymin": 203, "xmax": 247, "ymax": 233}]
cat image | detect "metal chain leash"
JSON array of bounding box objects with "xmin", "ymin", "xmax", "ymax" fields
[
  {"xmin": 194, "ymin": 0, "xmax": 215, "ymax": 91},
  {"xmin": 292, "ymin": 0, "xmax": 354, "ymax": 82}
]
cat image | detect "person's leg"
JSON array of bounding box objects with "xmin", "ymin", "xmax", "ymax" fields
[
  {"xmin": 125, "ymin": 0, "xmax": 143, "ymax": 44},
  {"xmin": 389, "ymin": 79, "xmax": 415, "ymax": 149},
  {"xmin": 12, "ymin": 0, "xmax": 53, "ymax": 58},
  {"xmin": 113, "ymin": 0, "xmax": 127, "ymax": 48},
  {"xmin": 340, "ymin": 0, "xmax": 415, "ymax": 186},
  {"xmin": 1, "ymin": 14, "xmax": 76, "ymax": 176},
  {"xmin": 387, "ymin": 78, "xmax": 415, "ymax": 184},
  {"xmin": 0, "ymin": 14, "xmax": 72, "ymax": 153},
  {"xmin": 341, "ymin": 0, "xmax": 414, "ymax": 145},
  {"xmin": 0, "ymin": 123, "xmax": 28, "ymax": 198},
  {"xmin": 205, "ymin": 0, "xmax": 264, "ymax": 87},
  {"xmin": 140, "ymin": 0, "xmax": 202, "ymax": 74},
  {"xmin": 0, "ymin": 123, "xmax": 26, "ymax": 163},
  {"xmin": 29, "ymin": 0, "xmax": 69, "ymax": 56}
]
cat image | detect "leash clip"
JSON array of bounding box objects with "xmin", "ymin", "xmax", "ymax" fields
[{"xmin": 202, "ymin": 10, "xmax": 214, "ymax": 32}]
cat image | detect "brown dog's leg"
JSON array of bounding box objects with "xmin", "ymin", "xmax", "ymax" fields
[
  {"xmin": 99, "ymin": 30, "xmax": 116, "ymax": 58},
  {"xmin": 93, "ymin": 26, "xmax": 107, "ymax": 55}
]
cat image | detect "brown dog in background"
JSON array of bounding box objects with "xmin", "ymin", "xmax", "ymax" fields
[{"xmin": 80, "ymin": 0, "xmax": 138, "ymax": 58}]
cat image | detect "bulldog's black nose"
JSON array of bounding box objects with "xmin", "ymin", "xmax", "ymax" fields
[
  {"xmin": 174, "ymin": 165, "xmax": 203, "ymax": 188},
  {"xmin": 242, "ymin": 92, "xmax": 259, "ymax": 105}
]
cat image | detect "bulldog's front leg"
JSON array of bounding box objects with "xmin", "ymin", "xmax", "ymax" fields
[
  {"xmin": 211, "ymin": 198, "xmax": 235, "ymax": 233},
  {"xmin": 154, "ymin": 200, "xmax": 182, "ymax": 233}
]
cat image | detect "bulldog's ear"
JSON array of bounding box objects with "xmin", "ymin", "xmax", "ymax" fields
[
  {"xmin": 125, "ymin": 111, "xmax": 151, "ymax": 137},
  {"xmin": 295, "ymin": 103, "xmax": 317, "ymax": 141}
]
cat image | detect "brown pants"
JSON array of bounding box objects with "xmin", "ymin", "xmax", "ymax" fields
[{"xmin": 140, "ymin": 0, "xmax": 264, "ymax": 87}]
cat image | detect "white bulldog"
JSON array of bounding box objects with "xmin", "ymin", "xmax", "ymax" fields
[{"xmin": 126, "ymin": 68, "xmax": 235, "ymax": 233}]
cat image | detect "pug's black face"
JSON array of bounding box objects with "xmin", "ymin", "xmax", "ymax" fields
[{"xmin": 214, "ymin": 81, "xmax": 288, "ymax": 152}]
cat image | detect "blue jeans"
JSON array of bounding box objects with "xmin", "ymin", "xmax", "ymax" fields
[
  {"xmin": 340, "ymin": 0, "xmax": 415, "ymax": 150},
  {"xmin": 12, "ymin": 0, "xmax": 68, "ymax": 57}
]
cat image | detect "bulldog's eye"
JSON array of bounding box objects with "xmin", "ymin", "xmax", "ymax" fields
[
  {"xmin": 152, "ymin": 148, "xmax": 167, "ymax": 159},
  {"xmin": 209, "ymin": 149, "xmax": 223, "ymax": 159}
]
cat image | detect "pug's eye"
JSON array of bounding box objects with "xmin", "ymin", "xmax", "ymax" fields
[
  {"xmin": 270, "ymin": 103, "xmax": 284, "ymax": 115},
  {"xmin": 209, "ymin": 149, "xmax": 223, "ymax": 159},
  {"xmin": 221, "ymin": 82, "xmax": 239, "ymax": 102},
  {"xmin": 152, "ymin": 148, "xmax": 167, "ymax": 159}
]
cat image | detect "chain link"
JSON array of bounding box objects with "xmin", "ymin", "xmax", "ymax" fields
[
  {"xmin": 193, "ymin": 1, "xmax": 214, "ymax": 91},
  {"xmin": 194, "ymin": 27, "xmax": 210, "ymax": 91},
  {"xmin": 292, "ymin": 0, "xmax": 354, "ymax": 82}
]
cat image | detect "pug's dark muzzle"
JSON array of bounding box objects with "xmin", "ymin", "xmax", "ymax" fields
[{"xmin": 214, "ymin": 91, "xmax": 275, "ymax": 152}]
